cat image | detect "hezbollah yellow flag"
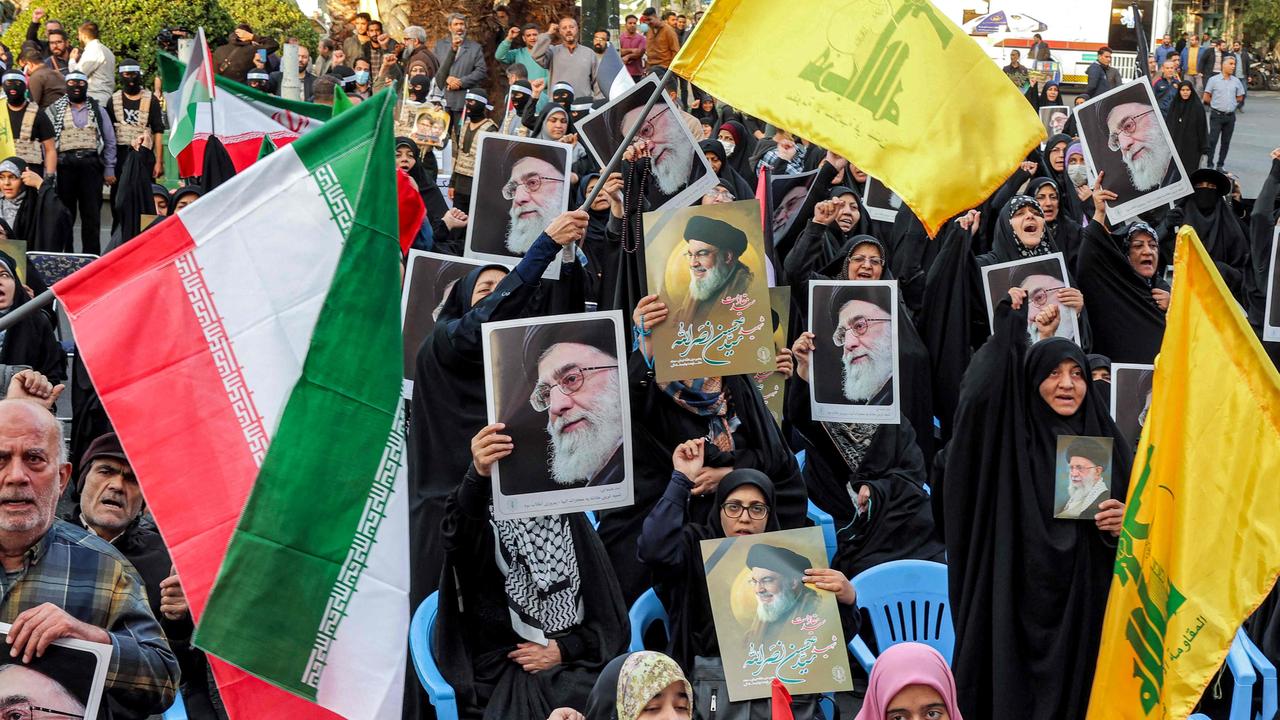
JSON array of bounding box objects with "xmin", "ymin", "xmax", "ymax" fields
[
  {"xmin": 1086, "ymin": 226, "xmax": 1280, "ymax": 720},
  {"xmin": 0, "ymin": 103, "xmax": 16, "ymax": 161},
  {"xmin": 670, "ymin": 0, "xmax": 1044, "ymax": 236}
]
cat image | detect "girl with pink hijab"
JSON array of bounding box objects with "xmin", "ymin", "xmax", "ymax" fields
[{"xmin": 854, "ymin": 643, "xmax": 964, "ymax": 720}]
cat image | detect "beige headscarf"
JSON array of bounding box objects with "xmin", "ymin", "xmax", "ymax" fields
[{"xmin": 615, "ymin": 651, "xmax": 692, "ymax": 720}]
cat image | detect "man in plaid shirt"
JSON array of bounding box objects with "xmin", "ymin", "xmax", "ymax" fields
[{"xmin": 0, "ymin": 398, "xmax": 177, "ymax": 716}]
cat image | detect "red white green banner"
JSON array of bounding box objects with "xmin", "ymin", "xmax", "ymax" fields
[{"xmin": 55, "ymin": 91, "xmax": 407, "ymax": 719}]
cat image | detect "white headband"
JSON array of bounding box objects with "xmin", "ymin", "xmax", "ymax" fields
[
  {"xmin": 1, "ymin": 73, "xmax": 24, "ymax": 84},
  {"xmin": 118, "ymin": 65, "xmax": 142, "ymax": 74},
  {"xmin": 66, "ymin": 71, "xmax": 88, "ymax": 82},
  {"xmin": 552, "ymin": 82, "xmax": 574, "ymax": 94}
]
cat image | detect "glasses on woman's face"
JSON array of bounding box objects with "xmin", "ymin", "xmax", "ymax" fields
[
  {"xmin": 1107, "ymin": 109, "xmax": 1156, "ymax": 151},
  {"xmin": 849, "ymin": 254, "xmax": 883, "ymax": 267},
  {"xmin": 832, "ymin": 317, "xmax": 891, "ymax": 345},
  {"xmin": 1028, "ymin": 286, "xmax": 1066, "ymax": 306},
  {"xmin": 638, "ymin": 107, "xmax": 671, "ymax": 140},
  {"xmin": 502, "ymin": 175, "xmax": 564, "ymax": 200},
  {"xmin": 722, "ymin": 501, "xmax": 769, "ymax": 520},
  {"xmin": 529, "ymin": 365, "xmax": 617, "ymax": 411},
  {"xmin": 0, "ymin": 703, "xmax": 86, "ymax": 720}
]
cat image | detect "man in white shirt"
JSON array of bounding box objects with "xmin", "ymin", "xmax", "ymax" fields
[{"xmin": 68, "ymin": 21, "xmax": 115, "ymax": 106}]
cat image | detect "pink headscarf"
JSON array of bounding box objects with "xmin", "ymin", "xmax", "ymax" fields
[{"xmin": 854, "ymin": 643, "xmax": 964, "ymax": 720}]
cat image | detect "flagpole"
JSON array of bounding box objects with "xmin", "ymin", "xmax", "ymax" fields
[
  {"xmin": 578, "ymin": 66, "xmax": 674, "ymax": 211},
  {"xmin": 0, "ymin": 290, "xmax": 54, "ymax": 332}
]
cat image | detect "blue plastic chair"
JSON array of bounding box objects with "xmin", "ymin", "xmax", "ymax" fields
[
  {"xmin": 409, "ymin": 592, "xmax": 460, "ymax": 720},
  {"xmin": 628, "ymin": 587, "xmax": 670, "ymax": 652},
  {"xmin": 1225, "ymin": 633, "xmax": 1258, "ymax": 720},
  {"xmin": 806, "ymin": 499, "xmax": 838, "ymax": 563},
  {"xmin": 161, "ymin": 693, "xmax": 188, "ymax": 720},
  {"xmin": 1237, "ymin": 628, "xmax": 1277, "ymax": 720},
  {"xmin": 848, "ymin": 559, "xmax": 953, "ymax": 672}
]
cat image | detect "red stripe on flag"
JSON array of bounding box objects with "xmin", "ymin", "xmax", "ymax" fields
[
  {"xmin": 54, "ymin": 218, "xmax": 343, "ymax": 717},
  {"xmin": 397, "ymin": 169, "xmax": 424, "ymax": 254},
  {"xmin": 178, "ymin": 135, "xmax": 298, "ymax": 178}
]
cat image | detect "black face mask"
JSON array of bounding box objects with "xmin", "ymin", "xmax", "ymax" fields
[
  {"xmin": 122, "ymin": 77, "xmax": 142, "ymax": 94},
  {"xmin": 512, "ymin": 92, "xmax": 529, "ymax": 112},
  {"xmin": 67, "ymin": 85, "xmax": 88, "ymax": 103},
  {"xmin": 552, "ymin": 91, "xmax": 572, "ymax": 109},
  {"xmin": 466, "ymin": 103, "xmax": 487, "ymax": 121},
  {"xmin": 1193, "ymin": 186, "xmax": 1219, "ymax": 213},
  {"xmin": 410, "ymin": 85, "xmax": 428, "ymax": 102},
  {"xmin": 3, "ymin": 83, "xmax": 25, "ymax": 105}
]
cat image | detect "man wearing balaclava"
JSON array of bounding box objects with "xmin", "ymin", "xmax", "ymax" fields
[
  {"xmin": 46, "ymin": 71, "xmax": 116, "ymax": 254},
  {"xmin": 245, "ymin": 69, "xmax": 272, "ymax": 94},
  {"xmin": 446, "ymin": 90, "xmax": 496, "ymax": 211},
  {"xmin": 3, "ymin": 72, "xmax": 56, "ymax": 175},
  {"xmin": 501, "ymin": 79, "xmax": 533, "ymax": 137},
  {"xmin": 104, "ymin": 60, "xmax": 163, "ymax": 181}
]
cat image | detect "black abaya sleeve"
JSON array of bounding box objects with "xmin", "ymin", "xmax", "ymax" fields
[
  {"xmin": 782, "ymin": 220, "xmax": 835, "ymax": 289},
  {"xmin": 637, "ymin": 471, "xmax": 695, "ymax": 579},
  {"xmin": 1077, "ymin": 219, "xmax": 1166, "ymax": 364},
  {"xmin": 446, "ymin": 232, "xmax": 561, "ymax": 358},
  {"xmin": 919, "ymin": 223, "xmax": 987, "ymax": 442},
  {"xmin": 1245, "ymin": 158, "xmax": 1280, "ymax": 329},
  {"xmin": 774, "ymin": 162, "xmax": 838, "ymax": 262}
]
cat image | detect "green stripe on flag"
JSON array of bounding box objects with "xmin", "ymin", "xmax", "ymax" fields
[
  {"xmin": 194, "ymin": 90, "xmax": 403, "ymax": 695},
  {"xmin": 159, "ymin": 52, "xmax": 331, "ymax": 124}
]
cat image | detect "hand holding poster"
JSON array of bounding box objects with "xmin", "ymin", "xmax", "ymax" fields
[
  {"xmin": 465, "ymin": 133, "xmax": 572, "ymax": 279},
  {"xmin": 807, "ymin": 280, "xmax": 901, "ymax": 424},
  {"xmin": 981, "ymin": 253, "xmax": 1082, "ymax": 346},
  {"xmin": 0, "ymin": 624, "xmax": 112, "ymax": 719},
  {"xmin": 643, "ymin": 200, "xmax": 777, "ymax": 383},
  {"xmin": 699, "ymin": 527, "xmax": 854, "ymax": 702},
  {"xmin": 1074, "ymin": 78, "xmax": 1191, "ymax": 223},
  {"xmin": 577, "ymin": 74, "xmax": 717, "ymax": 213},
  {"xmin": 482, "ymin": 310, "xmax": 633, "ymax": 520}
]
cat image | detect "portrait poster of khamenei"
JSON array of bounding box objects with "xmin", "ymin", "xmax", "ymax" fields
[
  {"xmin": 481, "ymin": 310, "xmax": 633, "ymax": 520},
  {"xmin": 0, "ymin": 623, "xmax": 112, "ymax": 720},
  {"xmin": 807, "ymin": 280, "xmax": 901, "ymax": 424},
  {"xmin": 1074, "ymin": 78, "xmax": 1191, "ymax": 223},
  {"xmin": 399, "ymin": 250, "xmax": 506, "ymax": 389},
  {"xmin": 699, "ymin": 527, "xmax": 853, "ymax": 701},
  {"xmin": 643, "ymin": 200, "xmax": 777, "ymax": 383}
]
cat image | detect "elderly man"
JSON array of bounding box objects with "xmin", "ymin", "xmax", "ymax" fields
[
  {"xmin": 433, "ymin": 13, "xmax": 489, "ymax": 140},
  {"xmin": 622, "ymin": 101, "xmax": 695, "ymax": 199},
  {"xmin": 744, "ymin": 543, "xmax": 821, "ymax": 644},
  {"xmin": 831, "ymin": 286, "xmax": 895, "ymax": 405},
  {"xmin": 533, "ymin": 16, "xmax": 600, "ymax": 101},
  {"xmin": 528, "ymin": 324, "xmax": 624, "ymax": 488},
  {"xmin": 1105, "ymin": 99, "xmax": 1176, "ymax": 191},
  {"xmin": 0, "ymin": 664, "xmax": 84, "ymax": 714},
  {"xmin": 672, "ymin": 215, "xmax": 754, "ymax": 329},
  {"xmin": 1153, "ymin": 58, "xmax": 1179, "ymax": 113},
  {"xmin": 502, "ymin": 141, "xmax": 565, "ymax": 253},
  {"xmin": 1056, "ymin": 437, "xmax": 1111, "ymax": 519},
  {"xmin": 0, "ymin": 400, "xmax": 177, "ymax": 713}
]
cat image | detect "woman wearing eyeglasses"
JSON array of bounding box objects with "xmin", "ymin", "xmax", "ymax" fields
[{"xmin": 636, "ymin": 441, "xmax": 858, "ymax": 716}]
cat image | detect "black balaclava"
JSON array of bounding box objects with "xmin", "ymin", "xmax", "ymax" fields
[
  {"xmin": 246, "ymin": 70, "xmax": 271, "ymax": 92},
  {"xmin": 510, "ymin": 81, "xmax": 532, "ymax": 113},
  {"xmin": 551, "ymin": 81, "xmax": 574, "ymax": 111},
  {"xmin": 1192, "ymin": 186, "xmax": 1218, "ymax": 213},
  {"xmin": 118, "ymin": 59, "xmax": 143, "ymax": 94},
  {"xmin": 570, "ymin": 96, "xmax": 593, "ymax": 124},
  {"xmin": 2, "ymin": 73, "xmax": 26, "ymax": 106},
  {"xmin": 464, "ymin": 91, "xmax": 491, "ymax": 121},
  {"xmin": 66, "ymin": 74, "xmax": 88, "ymax": 104},
  {"xmin": 408, "ymin": 74, "xmax": 430, "ymax": 103}
]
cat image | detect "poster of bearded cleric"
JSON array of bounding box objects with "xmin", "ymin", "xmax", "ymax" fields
[
  {"xmin": 1053, "ymin": 435, "xmax": 1115, "ymax": 520},
  {"xmin": 981, "ymin": 253, "xmax": 1082, "ymax": 346},
  {"xmin": 481, "ymin": 310, "xmax": 633, "ymax": 520},
  {"xmin": 807, "ymin": 280, "xmax": 900, "ymax": 424},
  {"xmin": 0, "ymin": 624, "xmax": 111, "ymax": 719},
  {"xmin": 465, "ymin": 134, "xmax": 571, "ymax": 279},
  {"xmin": 1110, "ymin": 363, "xmax": 1155, "ymax": 451},
  {"xmin": 771, "ymin": 168, "xmax": 820, "ymax": 239},
  {"xmin": 754, "ymin": 287, "xmax": 791, "ymax": 426},
  {"xmin": 577, "ymin": 74, "xmax": 717, "ymax": 212},
  {"xmin": 699, "ymin": 527, "xmax": 853, "ymax": 701},
  {"xmin": 1074, "ymin": 78, "xmax": 1191, "ymax": 223},
  {"xmin": 644, "ymin": 200, "xmax": 777, "ymax": 383},
  {"xmin": 400, "ymin": 250, "xmax": 507, "ymax": 389}
]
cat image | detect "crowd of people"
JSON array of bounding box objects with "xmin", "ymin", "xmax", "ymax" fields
[{"xmin": 0, "ymin": 4, "xmax": 1272, "ymax": 720}]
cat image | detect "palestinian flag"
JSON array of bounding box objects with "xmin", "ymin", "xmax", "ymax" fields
[
  {"xmin": 167, "ymin": 28, "xmax": 215, "ymax": 158},
  {"xmin": 53, "ymin": 91, "xmax": 408, "ymax": 719},
  {"xmin": 158, "ymin": 50, "xmax": 330, "ymax": 134},
  {"xmin": 597, "ymin": 44, "xmax": 636, "ymax": 99}
]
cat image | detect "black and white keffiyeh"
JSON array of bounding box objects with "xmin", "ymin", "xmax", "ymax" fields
[{"xmin": 492, "ymin": 513, "xmax": 583, "ymax": 644}]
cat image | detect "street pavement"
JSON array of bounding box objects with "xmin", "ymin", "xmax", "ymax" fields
[{"xmin": 1222, "ymin": 90, "xmax": 1278, "ymax": 197}]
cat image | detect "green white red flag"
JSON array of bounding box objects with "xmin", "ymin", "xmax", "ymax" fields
[{"xmin": 55, "ymin": 90, "xmax": 408, "ymax": 719}]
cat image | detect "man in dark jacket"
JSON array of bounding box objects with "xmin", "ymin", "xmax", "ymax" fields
[
  {"xmin": 432, "ymin": 13, "xmax": 489, "ymax": 141},
  {"xmin": 211, "ymin": 24, "xmax": 279, "ymax": 84},
  {"xmin": 1084, "ymin": 46, "xmax": 1120, "ymax": 98},
  {"xmin": 69, "ymin": 432, "xmax": 223, "ymax": 719}
]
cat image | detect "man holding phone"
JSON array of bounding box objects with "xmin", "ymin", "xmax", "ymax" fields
[{"xmin": 212, "ymin": 23, "xmax": 279, "ymax": 83}]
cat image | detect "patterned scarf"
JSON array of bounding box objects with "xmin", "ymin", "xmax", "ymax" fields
[
  {"xmin": 661, "ymin": 376, "xmax": 738, "ymax": 452},
  {"xmin": 493, "ymin": 513, "xmax": 582, "ymax": 644},
  {"xmin": 48, "ymin": 96, "xmax": 102, "ymax": 153},
  {"xmin": 823, "ymin": 422, "xmax": 879, "ymax": 517}
]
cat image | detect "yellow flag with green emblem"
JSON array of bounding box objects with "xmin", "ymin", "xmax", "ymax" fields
[
  {"xmin": 1086, "ymin": 226, "xmax": 1280, "ymax": 719},
  {"xmin": 0, "ymin": 102, "xmax": 16, "ymax": 161},
  {"xmin": 669, "ymin": 0, "xmax": 1044, "ymax": 236}
]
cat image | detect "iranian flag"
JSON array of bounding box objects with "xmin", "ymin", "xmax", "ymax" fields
[
  {"xmin": 168, "ymin": 28, "xmax": 215, "ymax": 158},
  {"xmin": 54, "ymin": 91, "xmax": 408, "ymax": 719}
]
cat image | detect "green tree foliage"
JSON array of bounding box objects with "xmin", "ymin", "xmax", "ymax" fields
[
  {"xmin": 2, "ymin": 0, "xmax": 318, "ymax": 76},
  {"xmin": 1243, "ymin": 0, "xmax": 1280, "ymax": 47}
]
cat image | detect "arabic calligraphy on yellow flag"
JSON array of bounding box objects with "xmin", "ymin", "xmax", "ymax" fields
[
  {"xmin": 1086, "ymin": 226, "xmax": 1280, "ymax": 720},
  {"xmin": 669, "ymin": 0, "xmax": 1044, "ymax": 236}
]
